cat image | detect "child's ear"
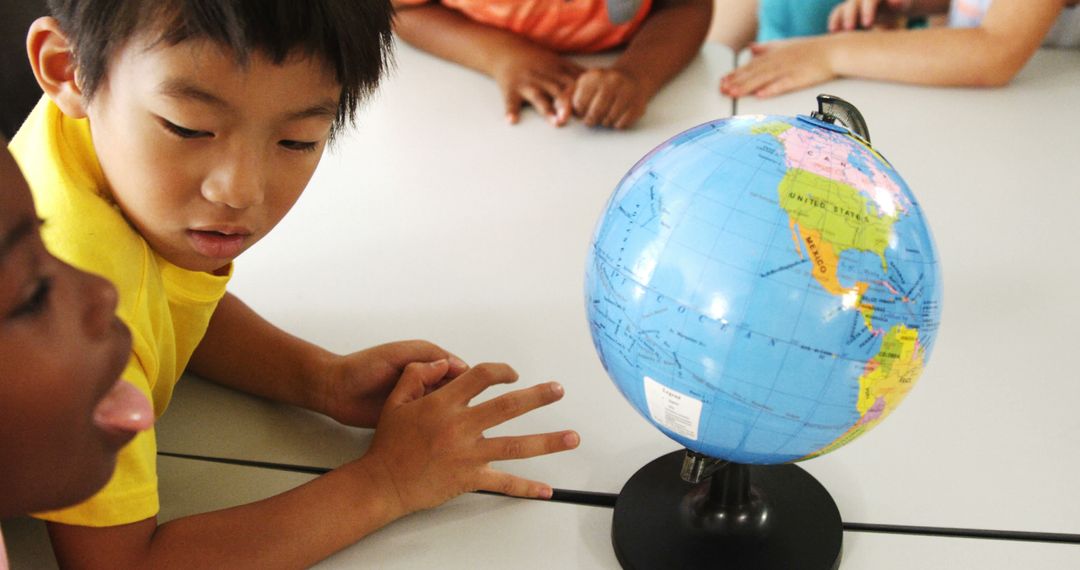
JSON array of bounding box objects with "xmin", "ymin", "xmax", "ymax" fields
[{"xmin": 26, "ymin": 17, "xmax": 88, "ymax": 119}]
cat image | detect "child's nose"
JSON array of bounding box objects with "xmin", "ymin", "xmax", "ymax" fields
[
  {"xmin": 80, "ymin": 269, "xmax": 121, "ymax": 339},
  {"xmin": 201, "ymin": 149, "xmax": 267, "ymax": 209}
]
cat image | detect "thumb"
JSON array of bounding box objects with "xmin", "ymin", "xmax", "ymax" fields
[
  {"xmin": 391, "ymin": 341, "xmax": 469, "ymax": 376},
  {"xmin": 388, "ymin": 360, "xmax": 451, "ymax": 405}
]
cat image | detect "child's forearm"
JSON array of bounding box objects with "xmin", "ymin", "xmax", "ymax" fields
[
  {"xmin": 826, "ymin": 26, "xmax": 1044, "ymax": 88},
  {"xmin": 612, "ymin": 0, "xmax": 713, "ymax": 98},
  {"xmin": 48, "ymin": 359, "xmax": 578, "ymax": 568},
  {"xmin": 830, "ymin": 0, "xmax": 1062, "ymax": 86},
  {"xmin": 188, "ymin": 292, "xmax": 334, "ymax": 412},
  {"xmin": 47, "ymin": 458, "xmax": 406, "ymax": 569},
  {"xmin": 394, "ymin": 3, "xmax": 541, "ymax": 77}
]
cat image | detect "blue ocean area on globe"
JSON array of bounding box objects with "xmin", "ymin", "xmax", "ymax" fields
[{"xmin": 585, "ymin": 114, "xmax": 942, "ymax": 464}]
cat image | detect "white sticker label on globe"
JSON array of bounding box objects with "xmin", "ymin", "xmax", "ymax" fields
[{"xmin": 644, "ymin": 376, "xmax": 702, "ymax": 440}]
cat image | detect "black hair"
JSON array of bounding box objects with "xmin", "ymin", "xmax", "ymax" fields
[{"xmin": 46, "ymin": 0, "xmax": 395, "ymax": 133}]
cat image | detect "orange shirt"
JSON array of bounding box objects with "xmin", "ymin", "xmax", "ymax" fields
[{"xmin": 400, "ymin": 0, "xmax": 653, "ymax": 53}]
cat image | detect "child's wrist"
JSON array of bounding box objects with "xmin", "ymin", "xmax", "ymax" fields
[
  {"xmin": 611, "ymin": 64, "xmax": 659, "ymax": 100},
  {"xmin": 817, "ymin": 36, "xmax": 843, "ymax": 76},
  {"xmin": 486, "ymin": 36, "xmax": 544, "ymax": 78},
  {"xmin": 304, "ymin": 347, "xmax": 342, "ymax": 415},
  {"xmin": 350, "ymin": 454, "xmax": 411, "ymax": 521}
]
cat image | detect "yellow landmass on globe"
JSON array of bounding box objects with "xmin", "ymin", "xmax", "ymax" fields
[
  {"xmin": 750, "ymin": 121, "xmax": 792, "ymax": 137},
  {"xmin": 779, "ymin": 168, "xmax": 895, "ymax": 271},
  {"xmin": 791, "ymin": 222, "xmax": 874, "ymax": 330},
  {"xmin": 803, "ymin": 325, "xmax": 924, "ymax": 460}
]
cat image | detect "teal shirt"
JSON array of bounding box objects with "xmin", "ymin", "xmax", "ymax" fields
[
  {"xmin": 757, "ymin": 0, "xmax": 843, "ymax": 42},
  {"xmin": 757, "ymin": 0, "xmax": 927, "ymax": 42}
]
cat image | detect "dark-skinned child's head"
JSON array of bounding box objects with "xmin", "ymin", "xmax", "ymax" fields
[
  {"xmin": 0, "ymin": 145, "xmax": 153, "ymax": 518},
  {"xmin": 27, "ymin": 0, "xmax": 394, "ymax": 273}
]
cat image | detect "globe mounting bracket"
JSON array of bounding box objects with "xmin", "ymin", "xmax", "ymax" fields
[
  {"xmin": 681, "ymin": 450, "xmax": 729, "ymax": 484},
  {"xmin": 812, "ymin": 94, "xmax": 872, "ymax": 145}
]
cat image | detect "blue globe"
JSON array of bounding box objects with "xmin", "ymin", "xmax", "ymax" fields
[{"xmin": 585, "ymin": 113, "xmax": 942, "ymax": 464}]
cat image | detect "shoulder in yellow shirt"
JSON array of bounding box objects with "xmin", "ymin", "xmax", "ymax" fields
[{"xmin": 9, "ymin": 97, "xmax": 232, "ymax": 527}]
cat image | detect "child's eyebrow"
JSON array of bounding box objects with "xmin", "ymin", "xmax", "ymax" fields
[
  {"xmin": 0, "ymin": 216, "xmax": 42, "ymax": 263},
  {"xmin": 286, "ymin": 101, "xmax": 339, "ymax": 121},
  {"xmin": 158, "ymin": 79, "xmax": 230, "ymax": 109},
  {"xmin": 158, "ymin": 79, "xmax": 337, "ymax": 122}
]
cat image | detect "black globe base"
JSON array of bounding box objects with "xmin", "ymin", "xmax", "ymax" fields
[{"xmin": 612, "ymin": 450, "xmax": 842, "ymax": 570}]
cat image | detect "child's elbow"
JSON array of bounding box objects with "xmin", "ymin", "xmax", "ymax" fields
[
  {"xmin": 971, "ymin": 69, "xmax": 1017, "ymax": 88},
  {"xmin": 972, "ymin": 52, "xmax": 1028, "ymax": 87},
  {"xmin": 969, "ymin": 36, "xmax": 1037, "ymax": 88}
]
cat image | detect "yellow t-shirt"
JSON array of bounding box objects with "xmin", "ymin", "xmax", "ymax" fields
[{"xmin": 9, "ymin": 98, "xmax": 231, "ymax": 527}]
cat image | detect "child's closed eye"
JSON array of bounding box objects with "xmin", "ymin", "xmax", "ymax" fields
[
  {"xmin": 159, "ymin": 118, "xmax": 212, "ymax": 140},
  {"xmin": 278, "ymin": 139, "xmax": 319, "ymax": 153},
  {"xmin": 9, "ymin": 277, "xmax": 52, "ymax": 319}
]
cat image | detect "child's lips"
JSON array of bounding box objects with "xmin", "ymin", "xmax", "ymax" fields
[{"xmin": 186, "ymin": 228, "xmax": 250, "ymax": 259}]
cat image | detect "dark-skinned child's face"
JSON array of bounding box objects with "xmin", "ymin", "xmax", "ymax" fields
[{"xmin": 0, "ymin": 149, "xmax": 152, "ymax": 517}]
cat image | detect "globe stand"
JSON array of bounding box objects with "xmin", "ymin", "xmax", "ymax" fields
[{"xmin": 611, "ymin": 450, "xmax": 842, "ymax": 569}]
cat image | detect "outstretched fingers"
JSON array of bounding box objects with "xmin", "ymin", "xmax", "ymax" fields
[
  {"xmin": 440, "ymin": 362, "xmax": 520, "ymax": 403},
  {"xmin": 482, "ymin": 430, "xmax": 580, "ymax": 462},
  {"xmin": 470, "ymin": 381, "xmax": 565, "ymax": 427},
  {"xmin": 474, "ymin": 469, "xmax": 555, "ymax": 500},
  {"xmin": 722, "ymin": 63, "xmax": 779, "ymax": 98}
]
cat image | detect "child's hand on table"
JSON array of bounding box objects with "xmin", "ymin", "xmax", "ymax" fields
[
  {"xmin": 491, "ymin": 45, "xmax": 584, "ymax": 126},
  {"xmin": 363, "ymin": 360, "xmax": 580, "ymax": 514},
  {"xmin": 318, "ymin": 340, "xmax": 469, "ymax": 427},
  {"xmin": 572, "ymin": 67, "xmax": 651, "ymax": 129},
  {"xmin": 720, "ymin": 37, "xmax": 837, "ymax": 98}
]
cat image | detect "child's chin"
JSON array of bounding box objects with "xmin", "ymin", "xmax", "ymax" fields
[
  {"xmin": 168, "ymin": 252, "xmax": 237, "ymax": 274},
  {"xmin": 37, "ymin": 458, "xmax": 118, "ymax": 514}
]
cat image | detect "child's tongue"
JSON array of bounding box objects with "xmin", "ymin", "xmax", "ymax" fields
[{"xmin": 93, "ymin": 379, "xmax": 154, "ymax": 434}]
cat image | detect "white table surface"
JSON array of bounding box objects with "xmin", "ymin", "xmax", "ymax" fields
[
  {"xmin": 5, "ymin": 457, "xmax": 1079, "ymax": 569},
  {"xmin": 132, "ymin": 41, "xmax": 1080, "ymax": 567}
]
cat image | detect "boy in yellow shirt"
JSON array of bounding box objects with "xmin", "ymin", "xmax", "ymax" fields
[{"xmin": 10, "ymin": 0, "xmax": 579, "ymax": 567}]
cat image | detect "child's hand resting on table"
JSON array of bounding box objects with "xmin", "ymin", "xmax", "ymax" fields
[
  {"xmin": 393, "ymin": 0, "xmax": 711, "ymax": 130},
  {"xmin": 719, "ymin": 38, "xmax": 838, "ymax": 98},
  {"xmin": 363, "ymin": 360, "xmax": 580, "ymax": 513},
  {"xmin": 316, "ymin": 340, "xmax": 471, "ymax": 428},
  {"xmin": 491, "ymin": 45, "xmax": 584, "ymax": 126},
  {"xmin": 721, "ymin": 0, "xmax": 1071, "ymax": 98},
  {"xmin": 571, "ymin": 67, "xmax": 652, "ymax": 129},
  {"xmin": 489, "ymin": 43, "xmax": 651, "ymax": 129}
]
